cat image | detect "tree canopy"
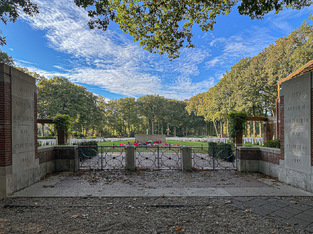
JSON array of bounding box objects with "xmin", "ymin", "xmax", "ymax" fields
[
  {"xmin": 0, "ymin": 50, "xmax": 14, "ymax": 65},
  {"xmin": 0, "ymin": 0, "xmax": 38, "ymax": 46},
  {"xmin": 75, "ymin": 0, "xmax": 312, "ymax": 59},
  {"xmin": 187, "ymin": 19, "xmax": 313, "ymax": 128}
]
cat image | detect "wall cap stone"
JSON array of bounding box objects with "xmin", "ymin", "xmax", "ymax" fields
[
  {"xmin": 0, "ymin": 63, "xmax": 10, "ymax": 75},
  {"xmin": 237, "ymin": 147, "xmax": 281, "ymax": 154},
  {"xmin": 54, "ymin": 145, "xmax": 78, "ymax": 149},
  {"xmin": 38, "ymin": 146, "xmax": 55, "ymax": 151}
]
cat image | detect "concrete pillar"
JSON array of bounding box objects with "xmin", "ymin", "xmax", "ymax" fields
[
  {"xmin": 181, "ymin": 146, "xmax": 192, "ymax": 172},
  {"xmin": 0, "ymin": 64, "xmax": 38, "ymax": 197},
  {"xmin": 125, "ymin": 145, "xmax": 136, "ymax": 171}
]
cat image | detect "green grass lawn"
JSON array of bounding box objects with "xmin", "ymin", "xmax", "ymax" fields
[
  {"xmin": 98, "ymin": 140, "xmax": 227, "ymax": 147},
  {"xmin": 243, "ymin": 142, "xmax": 263, "ymax": 147}
]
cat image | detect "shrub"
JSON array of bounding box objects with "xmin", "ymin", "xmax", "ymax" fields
[
  {"xmin": 78, "ymin": 141, "xmax": 99, "ymax": 161},
  {"xmin": 53, "ymin": 114, "xmax": 72, "ymax": 133},
  {"xmin": 263, "ymin": 139, "xmax": 280, "ymax": 148},
  {"xmin": 208, "ymin": 142, "xmax": 235, "ymax": 162},
  {"xmin": 228, "ymin": 112, "xmax": 248, "ymax": 141}
]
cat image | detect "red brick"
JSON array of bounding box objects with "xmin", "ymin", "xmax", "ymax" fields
[
  {"xmin": 0, "ymin": 81, "xmax": 12, "ymax": 167},
  {"xmin": 280, "ymin": 96, "xmax": 284, "ymax": 160}
]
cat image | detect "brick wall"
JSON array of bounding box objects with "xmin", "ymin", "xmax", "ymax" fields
[
  {"xmin": 38, "ymin": 147, "xmax": 55, "ymax": 164},
  {"xmin": 259, "ymin": 149, "xmax": 280, "ymax": 165},
  {"xmin": 0, "ymin": 80, "xmax": 11, "ymax": 167},
  {"xmin": 237, "ymin": 147, "xmax": 280, "ymax": 165},
  {"xmin": 280, "ymin": 96, "xmax": 284, "ymax": 160},
  {"xmin": 237, "ymin": 148, "xmax": 260, "ymax": 160},
  {"xmin": 34, "ymin": 92, "xmax": 38, "ymax": 159},
  {"xmin": 275, "ymin": 97, "xmax": 281, "ymax": 140}
]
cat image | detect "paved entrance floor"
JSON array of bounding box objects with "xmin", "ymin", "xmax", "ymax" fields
[
  {"xmin": 11, "ymin": 170, "xmax": 313, "ymax": 197},
  {"xmin": 3, "ymin": 170, "xmax": 313, "ymax": 232}
]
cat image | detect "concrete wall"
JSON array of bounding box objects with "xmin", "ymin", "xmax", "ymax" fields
[
  {"xmin": 38, "ymin": 146, "xmax": 79, "ymax": 174},
  {"xmin": 0, "ymin": 64, "xmax": 79, "ymax": 197},
  {"xmin": 237, "ymin": 147, "xmax": 313, "ymax": 192},
  {"xmin": 0, "ymin": 64, "xmax": 38, "ymax": 196}
]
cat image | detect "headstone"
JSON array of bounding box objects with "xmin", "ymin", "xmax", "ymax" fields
[{"xmin": 280, "ymin": 72, "xmax": 311, "ymax": 173}]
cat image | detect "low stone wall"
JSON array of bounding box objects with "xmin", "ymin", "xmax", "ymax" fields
[
  {"xmin": 38, "ymin": 146, "xmax": 78, "ymax": 179},
  {"xmin": 237, "ymin": 147, "xmax": 313, "ymax": 192}
]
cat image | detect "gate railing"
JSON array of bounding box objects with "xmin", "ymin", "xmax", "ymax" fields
[
  {"xmin": 135, "ymin": 145, "xmax": 181, "ymax": 170},
  {"xmin": 78, "ymin": 145, "xmax": 126, "ymax": 170},
  {"xmin": 77, "ymin": 145, "xmax": 237, "ymax": 171},
  {"xmin": 192, "ymin": 146, "xmax": 236, "ymax": 170}
]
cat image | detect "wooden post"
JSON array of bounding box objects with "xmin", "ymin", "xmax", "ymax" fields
[
  {"xmin": 235, "ymin": 134, "xmax": 243, "ymax": 147},
  {"xmin": 57, "ymin": 129, "xmax": 67, "ymax": 145},
  {"xmin": 263, "ymin": 121, "xmax": 273, "ymax": 142}
]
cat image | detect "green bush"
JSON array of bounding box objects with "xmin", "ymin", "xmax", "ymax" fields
[
  {"xmin": 208, "ymin": 142, "xmax": 235, "ymax": 162},
  {"xmin": 263, "ymin": 139, "xmax": 280, "ymax": 148},
  {"xmin": 54, "ymin": 114, "xmax": 72, "ymax": 133},
  {"xmin": 228, "ymin": 112, "xmax": 248, "ymax": 141},
  {"xmin": 78, "ymin": 141, "xmax": 99, "ymax": 160}
]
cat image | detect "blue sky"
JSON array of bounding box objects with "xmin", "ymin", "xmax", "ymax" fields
[{"xmin": 1, "ymin": 1, "xmax": 313, "ymax": 100}]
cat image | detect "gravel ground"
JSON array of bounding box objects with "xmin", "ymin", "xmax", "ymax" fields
[{"xmin": 1, "ymin": 196, "xmax": 312, "ymax": 233}]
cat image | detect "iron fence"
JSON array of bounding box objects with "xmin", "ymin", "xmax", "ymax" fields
[
  {"xmin": 191, "ymin": 145, "xmax": 237, "ymax": 170},
  {"xmin": 77, "ymin": 145, "xmax": 237, "ymax": 170},
  {"xmin": 135, "ymin": 145, "xmax": 181, "ymax": 170},
  {"xmin": 78, "ymin": 145, "xmax": 126, "ymax": 170}
]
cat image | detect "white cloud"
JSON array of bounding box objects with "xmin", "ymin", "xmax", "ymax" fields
[
  {"xmin": 205, "ymin": 26, "xmax": 276, "ymax": 70},
  {"xmin": 265, "ymin": 5, "xmax": 313, "ymax": 34},
  {"xmin": 206, "ymin": 57, "xmax": 221, "ymax": 68},
  {"xmin": 16, "ymin": 0, "xmax": 312, "ymax": 101},
  {"xmin": 17, "ymin": 0, "xmax": 215, "ymax": 100}
]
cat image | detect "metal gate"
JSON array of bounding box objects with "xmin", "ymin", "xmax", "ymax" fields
[
  {"xmin": 192, "ymin": 146, "xmax": 237, "ymax": 170},
  {"xmin": 78, "ymin": 145, "xmax": 126, "ymax": 170},
  {"xmin": 136, "ymin": 146, "xmax": 181, "ymax": 170},
  {"xmin": 78, "ymin": 145, "xmax": 237, "ymax": 170}
]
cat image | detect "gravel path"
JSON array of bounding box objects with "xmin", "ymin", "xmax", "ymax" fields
[{"xmin": 1, "ymin": 196, "xmax": 312, "ymax": 233}]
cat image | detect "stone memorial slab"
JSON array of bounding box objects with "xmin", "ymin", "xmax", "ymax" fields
[
  {"xmin": 281, "ymin": 72, "xmax": 311, "ymax": 173},
  {"xmin": 135, "ymin": 134, "xmax": 166, "ymax": 145}
]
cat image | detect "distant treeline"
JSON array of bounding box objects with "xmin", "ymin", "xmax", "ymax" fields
[
  {"xmin": 37, "ymin": 77, "xmax": 209, "ymax": 137},
  {"xmin": 186, "ymin": 19, "xmax": 313, "ymax": 137}
]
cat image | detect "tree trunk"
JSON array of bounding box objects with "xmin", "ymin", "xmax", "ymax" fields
[
  {"xmin": 226, "ymin": 119, "xmax": 229, "ymax": 137},
  {"xmin": 151, "ymin": 121, "xmax": 154, "ymax": 135},
  {"xmin": 220, "ymin": 120, "xmax": 223, "ymax": 136},
  {"xmin": 174, "ymin": 127, "xmax": 177, "ymax": 137},
  {"xmin": 253, "ymin": 121, "xmax": 256, "ymax": 138},
  {"xmin": 259, "ymin": 122, "xmax": 262, "ymax": 137},
  {"xmin": 42, "ymin": 124, "xmax": 45, "ymax": 137},
  {"xmin": 213, "ymin": 121, "xmax": 219, "ymax": 137}
]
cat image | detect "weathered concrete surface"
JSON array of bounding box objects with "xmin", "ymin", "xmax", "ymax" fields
[
  {"xmin": 11, "ymin": 170, "xmax": 313, "ymax": 198},
  {"xmin": 281, "ymin": 72, "xmax": 311, "ymax": 173}
]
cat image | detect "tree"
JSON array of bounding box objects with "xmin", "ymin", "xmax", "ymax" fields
[
  {"xmin": 37, "ymin": 77, "xmax": 104, "ymax": 136},
  {"xmin": 0, "ymin": 0, "xmax": 38, "ymax": 46},
  {"xmin": 187, "ymin": 19, "xmax": 313, "ymax": 137},
  {"xmin": 0, "ymin": 50, "xmax": 14, "ymax": 65},
  {"xmin": 137, "ymin": 95, "xmax": 166, "ymax": 134},
  {"xmin": 75, "ymin": 0, "xmax": 312, "ymax": 59}
]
